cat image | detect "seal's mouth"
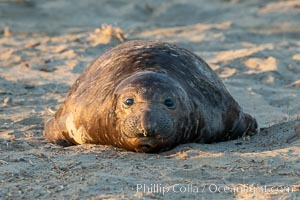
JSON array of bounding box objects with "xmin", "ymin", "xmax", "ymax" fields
[
  {"xmin": 132, "ymin": 138, "xmax": 157, "ymax": 152},
  {"xmin": 138, "ymin": 144, "xmax": 155, "ymax": 152},
  {"xmin": 129, "ymin": 136, "xmax": 175, "ymax": 153},
  {"xmin": 123, "ymin": 131, "xmax": 173, "ymax": 142}
]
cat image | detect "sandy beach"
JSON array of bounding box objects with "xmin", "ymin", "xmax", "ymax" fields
[{"xmin": 0, "ymin": 0, "xmax": 299, "ymax": 199}]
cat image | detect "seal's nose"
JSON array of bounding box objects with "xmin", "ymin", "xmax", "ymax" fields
[{"xmin": 140, "ymin": 110, "xmax": 157, "ymax": 137}]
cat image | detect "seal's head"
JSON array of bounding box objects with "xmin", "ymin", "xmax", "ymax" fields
[{"xmin": 114, "ymin": 71, "xmax": 190, "ymax": 152}]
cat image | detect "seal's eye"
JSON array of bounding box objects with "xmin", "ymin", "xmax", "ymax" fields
[
  {"xmin": 124, "ymin": 98, "xmax": 134, "ymax": 106},
  {"xmin": 164, "ymin": 98, "xmax": 175, "ymax": 109}
]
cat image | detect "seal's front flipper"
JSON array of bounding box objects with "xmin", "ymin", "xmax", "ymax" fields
[
  {"xmin": 44, "ymin": 118, "xmax": 73, "ymax": 147},
  {"xmin": 230, "ymin": 113, "xmax": 258, "ymax": 139},
  {"xmin": 244, "ymin": 113, "xmax": 258, "ymax": 136}
]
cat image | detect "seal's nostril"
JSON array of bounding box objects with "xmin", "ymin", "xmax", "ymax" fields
[
  {"xmin": 136, "ymin": 129, "xmax": 157, "ymax": 137},
  {"xmin": 144, "ymin": 129, "xmax": 155, "ymax": 137},
  {"xmin": 136, "ymin": 133, "xmax": 145, "ymax": 138},
  {"xmin": 136, "ymin": 131, "xmax": 152, "ymax": 137}
]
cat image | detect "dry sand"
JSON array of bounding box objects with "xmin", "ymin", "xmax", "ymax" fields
[{"xmin": 0, "ymin": 0, "xmax": 299, "ymax": 199}]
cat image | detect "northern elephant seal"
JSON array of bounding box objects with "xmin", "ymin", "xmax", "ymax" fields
[{"xmin": 44, "ymin": 40, "xmax": 258, "ymax": 153}]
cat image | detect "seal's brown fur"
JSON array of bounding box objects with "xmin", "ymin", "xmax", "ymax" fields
[{"xmin": 44, "ymin": 40, "xmax": 257, "ymax": 153}]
